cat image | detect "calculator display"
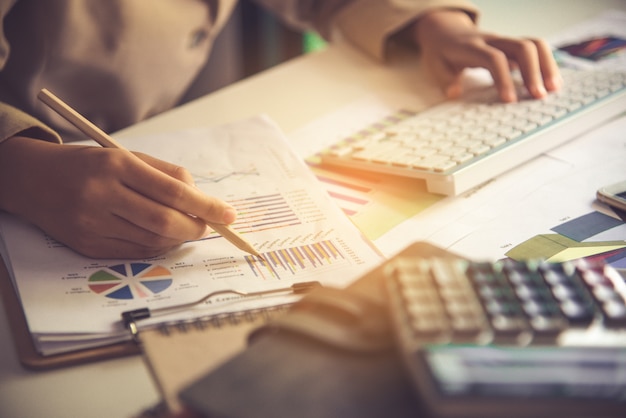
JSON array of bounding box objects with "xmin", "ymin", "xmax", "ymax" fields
[{"xmin": 423, "ymin": 345, "xmax": 626, "ymax": 400}]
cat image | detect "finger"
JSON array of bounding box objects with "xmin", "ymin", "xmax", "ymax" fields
[
  {"xmin": 467, "ymin": 44, "xmax": 517, "ymax": 103},
  {"xmin": 424, "ymin": 35, "xmax": 519, "ymax": 102},
  {"xmin": 491, "ymin": 37, "xmax": 548, "ymax": 99},
  {"xmin": 73, "ymin": 235, "xmax": 181, "ymax": 259},
  {"xmin": 110, "ymin": 183, "xmax": 209, "ymax": 241},
  {"xmin": 106, "ymin": 210, "xmax": 195, "ymax": 247},
  {"xmin": 533, "ymin": 38, "xmax": 562, "ymax": 92},
  {"xmin": 51, "ymin": 214, "xmax": 184, "ymax": 259},
  {"xmin": 61, "ymin": 150, "xmax": 210, "ymax": 242},
  {"xmin": 134, "ymin": 152, "xmax": 196, "ymax": 186},
  {"xmin": 473, "ymin": 43, "xmax": 518, "ymax": 101},
  {"xmin": 486, "ymin": 36, "xmax": 562, "ymax": 100},
  {"xmin": 122, "ymin": 160, "xmax": 237, "ymax": 225}
]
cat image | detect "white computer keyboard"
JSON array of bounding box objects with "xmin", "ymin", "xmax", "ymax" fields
[{"xmin": 320, "ymin": 68, "xmax": 626, "ymax": 196}]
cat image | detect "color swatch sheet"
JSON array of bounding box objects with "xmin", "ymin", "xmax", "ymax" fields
[
  {"xmin": 307, "ymin": 163, "xmax": 441, "ymax": 240},
  {"xmin": 505, "ymin": 211, "xmax": 626, "ymax": 269},
  {"xmin": 552, "ymin": 10, "xmax": 626, "ymax": 70},
  {"xmin": 0, "ymin": 116, "xmax": 382, "ymax": 355}
]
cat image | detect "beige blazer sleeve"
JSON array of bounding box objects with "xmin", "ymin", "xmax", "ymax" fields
[
  {"xmin": 334, "ymin": 0, "xmax": 479, "ymax": 60},
  {"xmin": 0, "ymin": 102, "xmax": 61, "ymax": 144},
  {"xmin": 256, "ymin": 0, "xmax": 479, "ymax": 60},
  {"xmin": 0, "ymin": 0, "xmax": 60, "ymax": 144}
]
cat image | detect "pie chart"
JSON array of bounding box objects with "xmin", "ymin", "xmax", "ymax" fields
[{"xmin": 88, "ymin": 263, "xmax": 173, "ymax": 300}]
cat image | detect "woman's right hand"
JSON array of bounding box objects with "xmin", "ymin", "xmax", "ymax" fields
[
  {"xmin": 410, "ymin": 9, "xmax": 562, "ymax": 103},
  {"xmin": 0, "ymin": 137, "xmax": 237, "ymax": 259}
]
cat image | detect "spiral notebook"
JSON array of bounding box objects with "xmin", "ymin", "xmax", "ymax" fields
[{"xmin": 139, "ymin": 304, "xmax": 291, "ymax": 414}]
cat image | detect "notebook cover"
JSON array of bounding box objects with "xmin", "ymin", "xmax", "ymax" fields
[
  {"xmin": 141, "ymin": 306, "xmax": 291, "ymax": 413},
  {"xmin": 180, "ymin": 331, "xmax": 423, "ymax": 418}
]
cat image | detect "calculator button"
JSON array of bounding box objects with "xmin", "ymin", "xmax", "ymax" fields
[
  {"xmin": 543, "ymin": 270, "xmax": 571, "ymax": 285},
  {"xmin": 559, "ymin": 299, "xmax": 595, "ymax": 326},
  {"xmin": 529, "ymin": 315, "xmax": 568, "ymax": 334},
  {"xmin": 491, "ymin": 314, "xmax": 528, "ymax": 337},
  {"xmin": 522, "ymin": 300, "xmax": 552, "ymax": 317},
  {"xmin": 593, "ymin": 285, "xmax": 620, "ymax": 302},
  {"xmin": 450, "ymin": 316, "xmax": 486, "ymax": 340},
  {"xmin": 603, "ymin": 300, "xmax": 626, "ymax": 326},
  {"xmin": 551, "ymin": 283, "xmax": 578, "ymax": 300},
  {"xmin": 485, "ymin": 299, "xmax": 514, "ymax": 315},
  {"xmin": 582, "ymin": 270, "xmax": 612, "ymax": 287},
  {"xmin": 409, "ymin": 315, "xmax": 451, "ymax": 342}
]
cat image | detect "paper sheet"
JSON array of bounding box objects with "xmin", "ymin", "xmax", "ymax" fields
[
  {"xmin": 375, "ymin": 113, "xmax": 626, "ymax": 262},
  {"xmin": 0, "ymin": 115, "xmax": 382, "ymax": 355},
  {"xmin": 289, "ymin": 97, "xmax": 445, "ymax": 241}
]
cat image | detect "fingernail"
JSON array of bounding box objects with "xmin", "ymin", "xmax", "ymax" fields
[
  {"xmin": 548, "ymin": 75, "xmax": 563, "ymax": 91},
  {"xmin": 503, "ymin": 88, "xmax": 517, "ymax": 103},
  {"xmin": 223, "ymin": 207, "xmax": 237, "ymax": 224},
  {"xmin": 531, "ymin": 84, "xmax": 548, "ymax": 98}
]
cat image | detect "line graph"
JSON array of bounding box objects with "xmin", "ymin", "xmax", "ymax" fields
[{"xmin": 193, "ymin": 165, "xmax": 259, "ymax": 184}]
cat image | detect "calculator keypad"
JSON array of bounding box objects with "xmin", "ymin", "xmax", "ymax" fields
[{"xmin": 386, "ymin": 257, "xmax": 626, "ymax": 349}]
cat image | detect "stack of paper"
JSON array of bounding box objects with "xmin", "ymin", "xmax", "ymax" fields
[{"xmin": 0, "ymin": 115, "xmax": 383, "ymax": 356}]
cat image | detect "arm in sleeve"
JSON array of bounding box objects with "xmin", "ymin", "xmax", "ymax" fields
[
  {"xmin": 252, "ymin": 0, "xmax": 479, "ymax": 60},
  {"xmin": 0, "ymin": 102, "xmax": 61, "ymax": 144},
  {"xmin": 0, "ymin": 0, "xmax": 61, "ymax": 145}
]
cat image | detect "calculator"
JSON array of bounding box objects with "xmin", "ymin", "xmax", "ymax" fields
[{"xmin": 384, "ymin": 256, "xmax": 626, "ymax": 418}]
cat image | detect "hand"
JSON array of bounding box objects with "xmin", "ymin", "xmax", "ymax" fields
[
  {"xmin": 409, "ymin": 9, "xmax": 562, "ymax": 102},
  {"xmin": 0, "ymin": 137, "xmax": 237, "ymax": 259}
]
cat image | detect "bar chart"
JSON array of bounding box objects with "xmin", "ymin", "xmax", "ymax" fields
[
  {"xmin": 244, "ymin": 240, "xmax": 347, "ymax": 280},
  {"xmin": 229, "ymin": 193, "xmax": 302, "ymax": 233}
]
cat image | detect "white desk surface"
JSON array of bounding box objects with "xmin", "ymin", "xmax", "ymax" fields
[{"xmin": 2, "ymin": 2, "xmax": 626, "ymax": 417}]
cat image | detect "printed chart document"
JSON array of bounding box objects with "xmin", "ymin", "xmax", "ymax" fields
[{"xmin": 0, "ymin": 115, "xmax": 382, "ymax": 356}]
